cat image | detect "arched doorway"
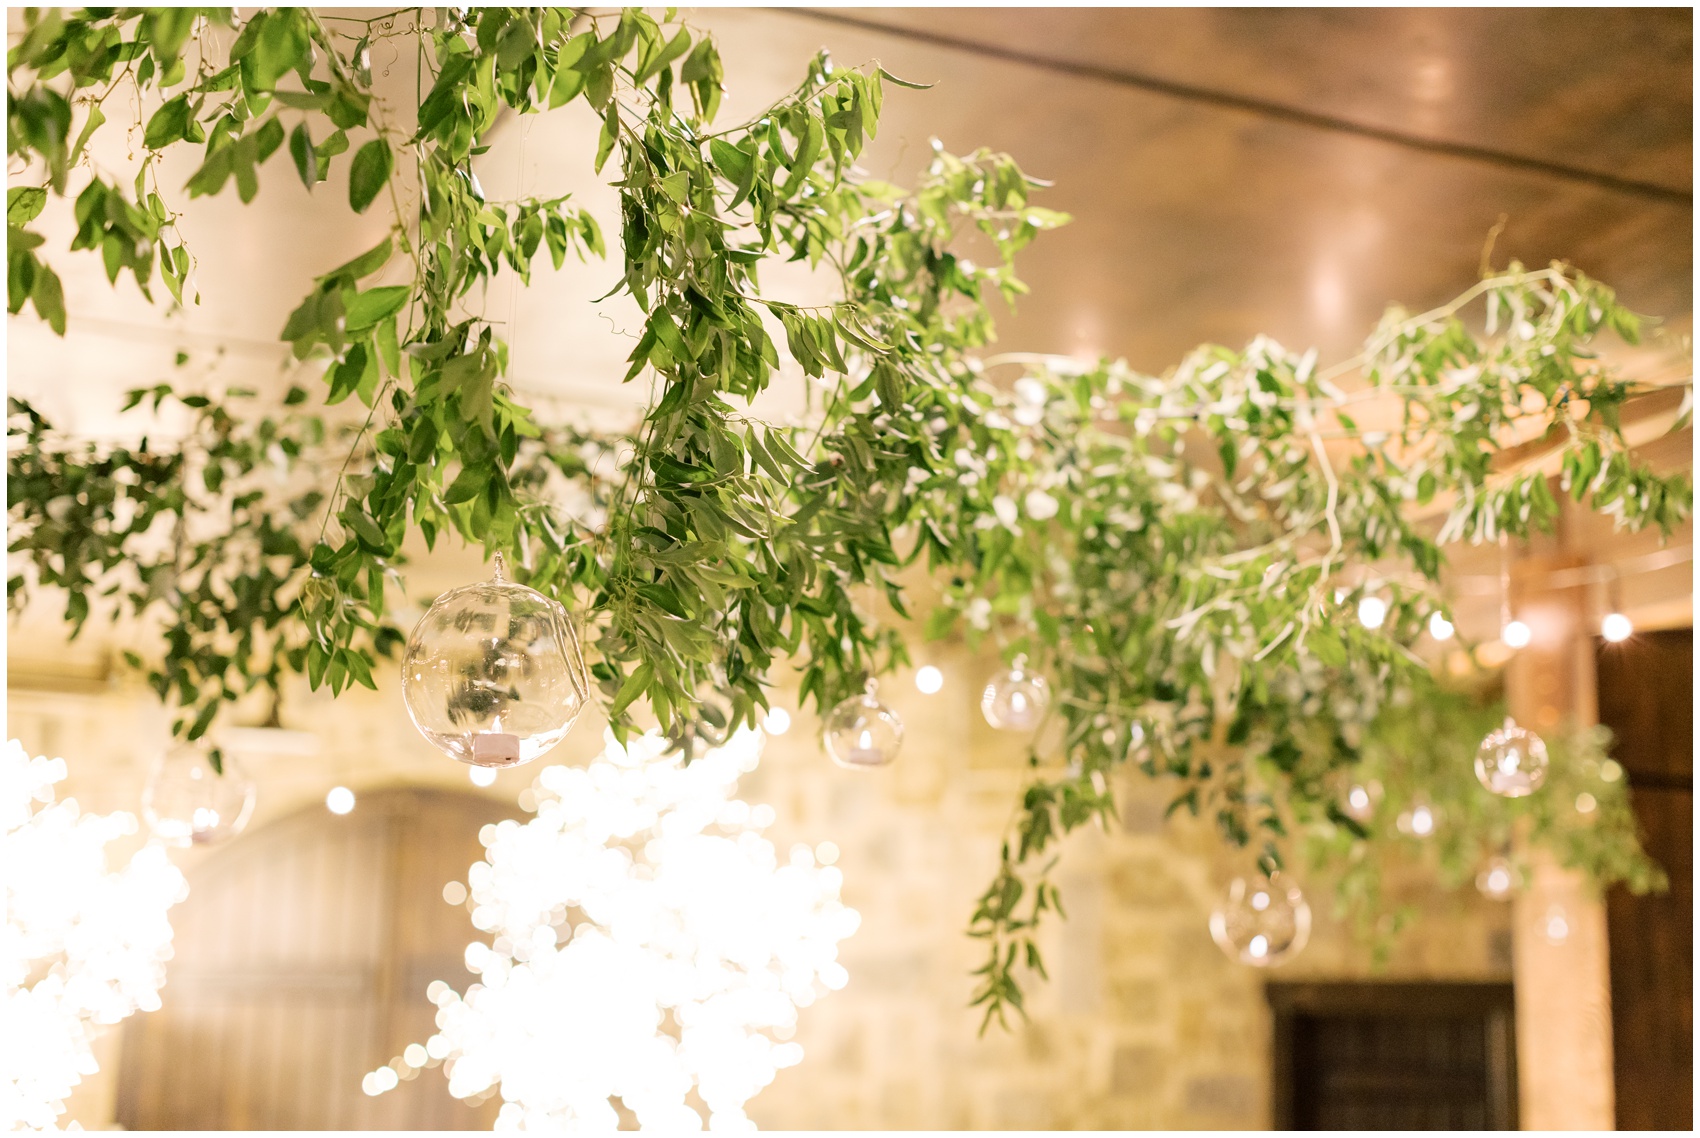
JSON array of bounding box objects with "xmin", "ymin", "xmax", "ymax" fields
[{"xmin": 117, "ymin": 787, "xmax": 516, "ymax": 1130}]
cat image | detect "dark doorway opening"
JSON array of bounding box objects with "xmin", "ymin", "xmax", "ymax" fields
[
  {"xmin": 1597, "ymin": 627, "xmax": 1693, "ymax": 1132},
  {"xmin": 1269, "ymin": 982, "xmax": 1518, "ymax": 1130}
]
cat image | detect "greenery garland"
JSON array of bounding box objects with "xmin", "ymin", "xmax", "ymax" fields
[{"xmin": 7, "ymin": 7, "xmax": 1690, "ymax": 1027}]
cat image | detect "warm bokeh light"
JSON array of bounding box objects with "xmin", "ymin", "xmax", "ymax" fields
[
  {"xmin": 1428, "ymin": 612, "xmax": 1455, "ymax": 641},
  {"xmin": 3, "ymin": 741, "xmax": 188, "ymax": 1131},
  {"xmin": 1357, "ymin": 596, "xmax": 1388, "ymax": 629},
  {"xmin": 370, "ymin": 728, "xmax": 858, "ymax": 1129},
  {"xmin": 325, "ymin": 786, "xmax": 356, "ymax": 815},
  {"xmin": 1501, "ymin": 620, "xmax": 1532, "ymax": 649},
  {"xmin": 915, "ymin": 665, "xmax": 944, "ymax": 694},
  {"xmin": 1601, "ymin": 612, "xmax": 1633, "ymax": 642}
]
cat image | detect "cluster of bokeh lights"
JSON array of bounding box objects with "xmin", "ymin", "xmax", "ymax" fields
[
  {"xmin": 368, "ymin": 727, "xmax": 858, "ymax": 1130},
  {"xmin": 2, "ymin": 740, "xmax": 187, "ymax": 1131}
]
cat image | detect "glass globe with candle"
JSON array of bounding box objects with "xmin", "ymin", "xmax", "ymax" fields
[
  {"xmin": 1209, "ymin": 873, "xmax": 1311, "ymax": 967},
  {"xmin": 981, "ymin": 655, "xmax": 1050, "ymax": 731},
  {"xmin": 143, "ymin": 740, "xmax": 256, "ymax": 846},
  {"xmin": 1474, "ymin": 717, "xmax": 1549, "ymax": 797},
  {"xmin": 402, "ymin": 553, "xmax": 589, "ymax": 768},
  {"xmin": 825, "ymin": 678, "xmax": 904, "ymax": 769}
]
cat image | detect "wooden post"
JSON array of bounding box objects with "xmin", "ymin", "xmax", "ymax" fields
[{"xmin": 1506, "ymin": 541, "xmax": 1615, "ymax": 1130}]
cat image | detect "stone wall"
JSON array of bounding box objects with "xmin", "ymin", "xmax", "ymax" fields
[{"xmin": 10, "ymin": 631, "xmax": 1514, "ymax": 1131}]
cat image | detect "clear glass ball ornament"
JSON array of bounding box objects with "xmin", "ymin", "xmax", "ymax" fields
[
  {"xmin": 401, "ymin": 553, "xmax": 589, "ymax": 768},
  {"xmin": 143, "ymin": 741, "xmax": 256, "ymax": 846},
  {"xmin": 1209, "ymin": 874, "xmax": 1311, "ymax": 967},
  {"xmin": 981, "ymin": 655, "xmax": 1050, "ymax": 731},
  {"xmin": 1476, "ymin": 856, "xmax": 1520, "ymax": 901},
  {"xmin": 1474, "ymin": 717, "xmax": 1549, "ymax": 797},
  {"xmin": 825, "ymin": 678, "xmax": 904, "ymax": 770}
]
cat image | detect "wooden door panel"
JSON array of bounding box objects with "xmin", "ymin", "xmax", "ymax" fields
[
  {"xmin": 1597, "ymin": 629, "xmax": 1693, "ymax": 1132},
  {"xmin": 118, "ymin": 788, "xmax": 514, "ymax": 1130}
]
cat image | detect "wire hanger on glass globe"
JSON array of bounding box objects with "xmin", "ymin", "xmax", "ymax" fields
[{"xmin": 1476, "ymin": 538, "xmax": 1548, "ymax": 797}]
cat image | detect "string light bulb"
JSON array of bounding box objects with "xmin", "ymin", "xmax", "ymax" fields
[
  {"xmin": 1341, "ymin": 780, "xmax": 1380, "ymax": 822},
  {"xmin": 1475, "ymin": 855, "xmax": 1520, "ymax": 901},
  {"xmin": 1599, "ymin": 564, "xmax": 1633, "ymax": 642},
  {"xmin": 824, "ymin": 678, "xmax": 903, "ymax": 769},
  {"xmin": 762, "ymin": 707, "xmax": 792, "ymax": 736},
  {"xmin": 326, "ymin": 786, "xmax": 356, "ymax": 815},
  {"xmin": 914, "ymin": 665, "xmax": 944, "ymax": 694},
  {"xmin": 1396, "ymin": 799, "xmax": 1438, "ymax": 838},
  {"xmin": 1494, "ymin": 535, "xmax": 1531, "ymax": 649},
  {"xmin": 1428, "ymin": 611, "xmax": 1455, "ymax": 641},
  {"xmin": 1356, "ymin": 595, "xmax": 1387, "ymax": 629}
]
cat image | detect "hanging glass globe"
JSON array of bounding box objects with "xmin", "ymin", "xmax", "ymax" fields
[
  {"xmin": 825, "ymin": 678, "xmax": 903, "ymax": 770},
  {"xmin": 1476, "ymin": 856, "xmax": 1520, "ymax": 901},
  {"xmin": 981, "ymin": 654, "xmax": 1049, "ymax": 731},
  {"xmin": 142, "ymin": 740, "xmax": 256, "ymax": 846},
  {"xmin": 1209, "ymin": 874, "xmax": 1311, "ymax": 967},
  {"xmin": 1474, "ymin": 717, "xmax": 1549, "ymax": 797},
  {"xmin": 402, "ymin": 553, "xmax": 589, "ymax": 769}
]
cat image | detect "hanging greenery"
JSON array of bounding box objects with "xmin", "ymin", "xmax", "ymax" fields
[{"xmin": 6, "ymin": 7, "xmax": 1691, "ymax": 1027}]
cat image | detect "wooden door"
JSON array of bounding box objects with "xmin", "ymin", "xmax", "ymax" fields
[
  {"xmin": 116, "ymin": 787, "xmax": 514, "ymax": 1130},
  {"xmin": 1269, "ymin": 982, "xmax": 1518, "ymax": 1130},
  {"xmin": 1597, "ymin": 628, "xmax": 1693, "ymax": 1131}
]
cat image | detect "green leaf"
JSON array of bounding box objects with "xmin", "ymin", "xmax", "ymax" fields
[
  {"xmin": 344, "ymin": 286, "xmax": 409, "ymax": 331},
  {"xmin": 7, "ymin": 188, "xmax": 47, "ymax": 226},
  {"xmin": 30, "ymin": 262, "xmax": 65, "ymax": 335},
  {"xmin": 69, "ymin": 105, "xmax": 106, "ymax": 169},
  {"xmin": 875, "ymin": 66, "xmax": 934, "ymax": 90},
  {"xmin": 289, "ymin": 122, "xmax": 317, "ymax": 189},
  {"xmin": 348, "ymin": 138, "xmax": 392, "ymax": 214},
  {"xmin": 249, "ymin": 10, "xmax": 311, "ymax": 90},
  {"xmin": 444, "ymin": 462, "xmax": 487, "ymax": 504},
  {"xmin": 185, "ymin": 698, "xmax": 219, "ymax": 742},
  {"xmin": 637, "ymin": 27, "xmax": 692, "ymax": 83},
  {"xmin": 329, "ymin": 236, "xmax": 393, "ymax": 281},
  {"xmin": 143, "ymin": 94, "xmax": 192, "ymax": 150},
  {"xmin": 609, "ymin": 662, "xmax": 653, "ymax": 718},
  {"xmin": 595, "ymin": 106, "xmax": 619, "ymax": 174}
]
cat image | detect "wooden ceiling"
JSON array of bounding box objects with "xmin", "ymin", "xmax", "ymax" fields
[
  {"xmin": 5, "ymin": 6, "xmax": 1691, "ymax": 633},
  {"xmin": 728, "ymin": 6, "xmax": 1692, "ymax": 371},
  {"xmin": 9, "ymin": 7, "xmax": 1691, "ymax": 415}
]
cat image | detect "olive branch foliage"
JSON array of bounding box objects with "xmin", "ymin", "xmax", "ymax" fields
[{"xmin": 6, "ymin": 7, "xmax": 1691, "ymax": 1029}]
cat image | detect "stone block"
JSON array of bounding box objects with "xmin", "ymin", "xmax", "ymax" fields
[
  {"xmin": 1111, "ymin": 1043, "xmax": 1165, "ymax": 1096},
  {"xmin": 1183, "ymin": 1073, "xmax": 1257, "ymax": 1118}
]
